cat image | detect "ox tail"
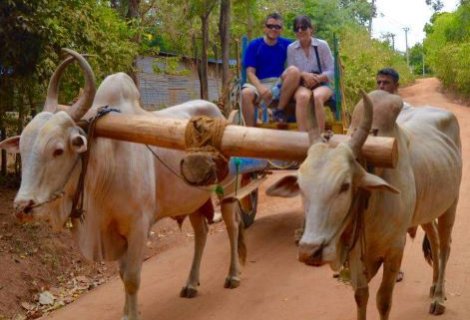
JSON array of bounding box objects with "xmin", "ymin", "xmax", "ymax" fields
[
  {"xmin": 238, "ymin": 218, "xmax": 247, "ymax": 265},
  {"xmin": 422, "ymin": 234, "xmax": 433, "ymax": 267}
]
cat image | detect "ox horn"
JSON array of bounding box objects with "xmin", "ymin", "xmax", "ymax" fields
[
  {"xmin": 44, "ymin": 55, "xmax": 76, "ymax": 112},
  {"xmin": 44, "ymin": 49, "xmax": 96, "ymax": 121},
  {"xmin": 348, "ymin": 90, "xmax": 373, "ymax": 157},
  {"xmin": 307, "ymin": 96, "xmax": 322, "ymax": 145}
]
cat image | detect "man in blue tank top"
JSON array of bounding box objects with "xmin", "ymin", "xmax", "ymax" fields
[{"xmin": 241, "ymin": 13, "xmax": 300, "ymax": 126}]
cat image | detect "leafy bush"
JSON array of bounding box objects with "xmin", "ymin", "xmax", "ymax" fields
[
  {"xmin": 424, "ymin": 4, "xmax": 470, "ymax": 97},
  {"xmin": 339, "ymin": 25, "xmax": 414, "ymax": 112}
]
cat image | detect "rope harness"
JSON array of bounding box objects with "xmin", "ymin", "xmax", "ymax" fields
[
  {"xmin": 181, "ymin": 116, "xmax": 230, "ymax": 186},
  {"xmin": 70, "ymin": 106, "xmax": 121, "ymax": 221}
]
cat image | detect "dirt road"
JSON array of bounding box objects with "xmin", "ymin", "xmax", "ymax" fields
[{"xmin": 43, "ymin": 78, "xmax": 470, "ymax": 320}]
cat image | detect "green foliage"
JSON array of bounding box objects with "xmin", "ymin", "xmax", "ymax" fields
[
  {"xmin": 339, "ymin": 25, "xmax": 414, "ymax": 112},
  {"xmin": 424, "ymin": 3, "xmax": 470, "ymax": 96},
  {"xmin": 425, "ymin": 0, "xmax": 444, "ymax": 12},
  {"xmin": 409, "ymin": 43, "xmax": 431, "ymax": 76},
  {"xmin": 0, "ymin": 0, "xmax": 138, "ymax": 107},
  {"xmin": 339, "ymin": 0, "xmax": 376, "ymax": 26}
]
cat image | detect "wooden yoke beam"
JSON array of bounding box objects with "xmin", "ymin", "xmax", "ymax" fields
[{"xmin": 92, "ymin": 114, "xmax": 397, "ymax": 168}]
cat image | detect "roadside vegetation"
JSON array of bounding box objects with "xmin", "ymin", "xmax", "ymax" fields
[{"xmin": 424, "ymin": 2, "xmax": 470, "ymax": 97}]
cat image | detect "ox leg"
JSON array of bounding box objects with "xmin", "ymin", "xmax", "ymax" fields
[
  {"xmin": 221, "ymin": 199, "xmax": 245, "ymax": 289},
  {"xmin": 430, "ymin": 201, "xmax": 457, "ymax": 315},
  {"xmin": 350, "ymin": 246, "xmax": 386, "ymax": 320},
  {"xmin": 421, "ymin": 222, "xmax": 440, "ymax": 297},
  {"xmin": 376, "ymin": 251, "xmax": 403, "ymax": 320},
  {"xmin": 180, "ymin": 210, "xmax": 208, "ymax": 298},
  {"xmin": 118, "ymin": 224, "xmax": 147, "ymax": 320},
  {"xmin": 349, "ymin": 252, "xmax": 370, "ymax": 320}
]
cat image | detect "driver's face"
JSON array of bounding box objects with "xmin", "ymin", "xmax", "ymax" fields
[{"xmin": 376, "ymin": 75, "xmax": 399, "ymax": 94}]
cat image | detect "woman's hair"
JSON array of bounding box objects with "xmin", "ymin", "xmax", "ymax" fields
[{"xmin": 293, "ymin": 15, "xmax": 313, "ymax": 32}]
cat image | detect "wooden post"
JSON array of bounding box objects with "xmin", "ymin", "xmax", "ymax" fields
[{"xmin": 91, "ymin": 114, "xmax": 397, "ymax": 168}]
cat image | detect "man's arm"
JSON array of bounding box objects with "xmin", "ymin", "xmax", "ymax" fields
[{"xmin": 246, "ymin": 67, "xmax": 271, "ymax": 103}]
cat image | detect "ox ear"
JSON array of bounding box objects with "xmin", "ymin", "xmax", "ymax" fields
[
  {"xmin": 359, "ymin": 172, "xmax": 400, "ymax": 194},
  {"xmin": 266, "ymin": 175, "xmax": 299, "ymax": 197},
  {"xmin": 0, "ymin": 136, "xmax": 20, "ymax": 154},
  {"xmin": 69, "ymin": 132, "xmax": 87, "ymax": 154}
]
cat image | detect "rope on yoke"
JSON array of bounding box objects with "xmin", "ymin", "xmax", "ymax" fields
[
  {"xmin": 70, "ymin": 106, "xmax": 121, "ymax": 221},
  {"xmin": 181, "ymin": 116, "xmax": 230, "ymax": 186}
]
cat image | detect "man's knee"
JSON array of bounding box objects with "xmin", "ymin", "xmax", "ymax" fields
[{"xmin": 241, "ymin": 88, "xmax": 256, "ymax": 102}]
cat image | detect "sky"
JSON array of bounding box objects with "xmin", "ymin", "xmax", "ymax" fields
[{"xmin": 372, "ymin": 0, "xmax": 460, "ymax": 52}]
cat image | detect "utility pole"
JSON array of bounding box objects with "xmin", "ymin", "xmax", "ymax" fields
[
  {"xmin": 422, "ymin": 48, "xmax": 425, "ymax": 76},
  {"xmin": 390, "ymin": 33, "xmax": 396, "ymax": 51},
  {"xmin": 368, "ymin": 0, "xmax": 376, "ymax": 36},
  {"xmin": 403, "ymin": 27, "xmax": 410, "ymax": 68}
]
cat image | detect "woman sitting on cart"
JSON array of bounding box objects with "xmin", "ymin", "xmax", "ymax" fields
[{"xmin": 284, "ymin": 15, "xmax": 335, "ymax": 132}]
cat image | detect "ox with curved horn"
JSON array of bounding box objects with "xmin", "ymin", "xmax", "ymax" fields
[
  {"xmin": 348, "ymin": 90, "xmax": 373, "ymax": 157},
  {"xmin": 44, "ymin": 48, "xmax": 96, "ymax": 121}
]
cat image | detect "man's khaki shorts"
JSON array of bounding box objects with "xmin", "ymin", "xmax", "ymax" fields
[{"xmin": 242, "ymin": 77, "xmax": 282, "ymax": 103}]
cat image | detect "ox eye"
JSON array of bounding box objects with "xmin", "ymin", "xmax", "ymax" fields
[
  {"xmin": 53, "ymin": 148, "xmax": 64, "ymax": 157},
  {"xmin": 339, "ymin": 182, "xmax": 350, "ymax": 193}
]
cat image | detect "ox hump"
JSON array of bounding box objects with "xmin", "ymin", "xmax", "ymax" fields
[{"xmin": 349, "ymin": 90, "xmax": 403, "ymax": 136}]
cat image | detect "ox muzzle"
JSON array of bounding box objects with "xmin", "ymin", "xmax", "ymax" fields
[
  {"xmin": 14, "ymin": 199, "xmax": 36, "ymax": 222},
  {"xmin": 298, "ymin": 242, "xmax": 326, "ymax": 266}
]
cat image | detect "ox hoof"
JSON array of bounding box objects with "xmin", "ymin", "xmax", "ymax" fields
[
  {"xmin": 180, "ymin": 286, "xmax": 198, "ymax": 298},
  {"xmin": 224, "ymin": 277, "xmax": 240, "ymax": 289},
  {"xmin": 429, "ymin": 300, "xmax": 446, "ymax": 315}
]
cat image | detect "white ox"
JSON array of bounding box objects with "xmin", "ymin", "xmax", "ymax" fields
[
  {"xmin": 267, "ymin": 91, "xmax": 461, "ymax": 319},
  {"xmin": 0, "ymin": 50, "xmax": 246, "ymax": 320}
]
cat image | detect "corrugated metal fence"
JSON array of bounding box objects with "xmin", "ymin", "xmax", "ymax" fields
[{"xmin": 136, "ymin": 56, "xmax": 221, "ymax": 110}]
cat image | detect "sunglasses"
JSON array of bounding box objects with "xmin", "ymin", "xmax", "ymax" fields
[
  {"xmin": 265, "ymin": 24, "xmax": 282, "ymax": 30},
  {"xmin": 294, "ymin": 25, "xmax": 309, "ymax": 32}
]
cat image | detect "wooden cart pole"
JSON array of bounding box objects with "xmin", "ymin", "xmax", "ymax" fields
[{"xmin": 92, "ymin": 114, "xmax": 397, "ymax": 168}]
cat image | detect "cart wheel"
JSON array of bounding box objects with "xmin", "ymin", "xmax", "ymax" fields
[{"xmin": 238, "ymin": 172, "xmax": 259, "ymax": 228}]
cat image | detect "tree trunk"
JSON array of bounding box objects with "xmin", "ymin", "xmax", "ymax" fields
[
  {"xmin": 219, "ymin": 0, "xmax": 231, "ymax": 113},
  {"xmin": 127, "ymin": 0, "xmax": 141, "ymax": 88},
  {"xmin": 246, "ymin": 1, "xmax": 254, "ymax": 39},
  {"xmin": 127, "ymin": 0, "xmax": 141, "ymax": 19},
  {"xmin": 368, "ymin": 0, "xmax": 375, "ymax": 36},
  {"xmin": 15, "ymin": 84, "xmax": 26, "ymax": 175},
  {"xmin": 0, "ymin": 75, "xmax": 6, "ymax": 176},
  {"xmin": 199, "ymin": 15, "xmax": 210, "ymax": 100},
  {"xmin": 0, "ymin": 126, "xmax": 6, "ymax": 176},
  {"xmin": 192, "ymin": 34, "xmax": 203, "ymax": 99}
]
